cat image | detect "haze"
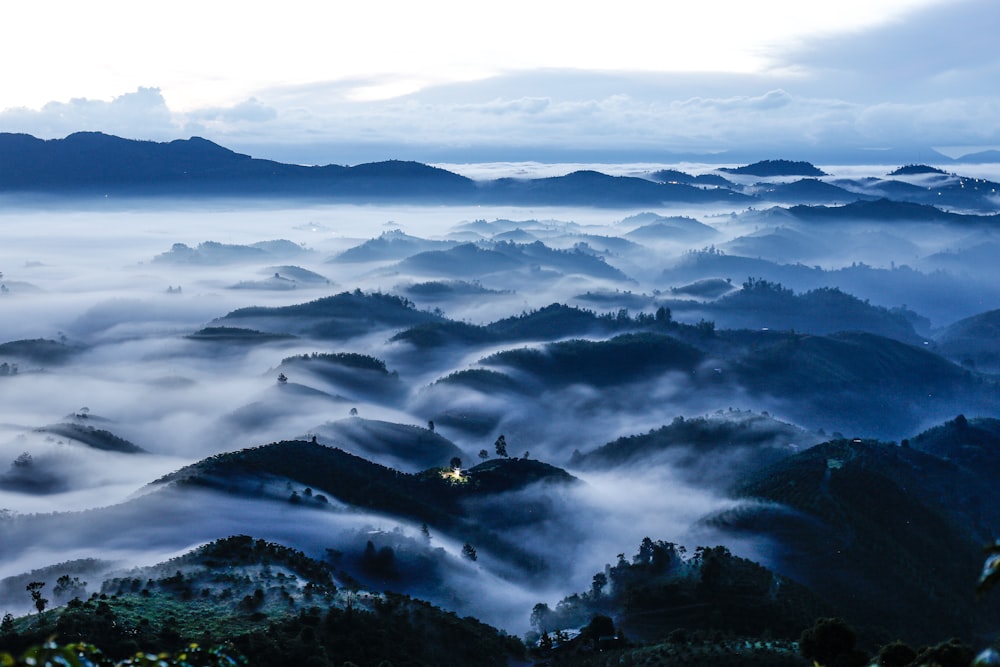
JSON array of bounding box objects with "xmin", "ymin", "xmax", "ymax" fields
[{"xmin": 2, "ymin": 163, "xmax": 998, "ymax": 633}]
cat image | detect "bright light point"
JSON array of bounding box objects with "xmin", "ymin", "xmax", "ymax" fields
[{"xmin": 440, "ymin": 467, "xmax": 468, "ymax": 485}]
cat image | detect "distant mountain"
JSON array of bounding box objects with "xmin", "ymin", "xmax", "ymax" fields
[
  {"xmin": 622, "ymin": 213, "xmax": 720, "ymax": 243},
  {"xmin": 953, "ymin": 149, "xmax": 1000, "ymax": 163},
  {"xmin": 702, "ymin": 280, "xmax": 923, "ymax": 343},
  {"xmin": 390, "ymin": 303, "xmax": 618, "ymax": 349},
  {"xmin": 888, "ymin": 164, "xmax": 949, "ymax": 176},
  {"xmin": 395, "ymin": 240, "xmax": 630, "ymax": 282},
  {"xmin": 157, "ymin": 439, "xmax": 577, "ymax": 531},
  {"xmin": 0, "ymin": 338, "xmax": 78, "ymax": 364},
  {"xmin": 753, "ymin": 178, "xmax": 868, "ymax": 204},
  {"xmin": 36, "ymin": 422, "xmax": 145, "ymax": 454},
  {"xmin": 153, "ymin": 240, "xmax": 308, "ymax": 265},
  {"xmin": 477, "ymin": 170, "xmax": 751, "ymax": 206},
  {"xmin": 935, "ymin": 308, "xmax": 1000, "ymax": 371},
  {"xmin": 647, "ymin": 169, "xmax": 736, "ymax": 188},
  {"xmin": 481, "ymin": 332, "xmax": 703, "ymax": 388},
  {"xmin": 276, "ymin": 351, "xmax": 401, "ymax": 400},
  {"xmin": 788, "ymin": 198, "xmax": 992, "ymax": 223},
  {"xmin": 331, "ymin": 230, "xmax": 457, "ymax": 263},
  {"xmin": 720, "ymin": 160, "xmax": 826, "ymax": 177},
  {"xmin": 0, "ymin": 132, "xmax": 475, "ymax": 200},
  {"xmin": 570, "ymin": 411, "xmax": 820, "ymax": 487},
  {"xmin": 306, "ymin": 417, "xmax": 464, "ymax": 472},
  {"xmin": 0, "ymin": 132, "xmax": 746, "ymax": 206},
  {"xmin": 216, "ymin": 290, "xmax": 442, "ymax": 338},
  {"xmin": 909, "ymin": 415, "xmax": 1000, "ymax": 477},
  {"xmin": 727, "ymin": 330, "xmax": 981, "ymax": 432}
]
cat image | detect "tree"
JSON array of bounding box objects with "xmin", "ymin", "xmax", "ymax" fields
[
  {"xmin": 13, "ymin": 452, "xmax": 32, "ymax": 468},
  {"xmin": 478, "ymin": 449, "xmax": 489, "ymax": 461},
  {"xmin": 427, "ymin": 420, "xmax": 435, "ymax": 432},
  {"xmin": 25, "ymin": 582, "xmax": 47, "ymax": 614},
  {"xmin": 799, "ymin": 617, "xmax": 867, "ymax": 667},
  {"xmin": 590, "ymin": 572, "xmax": 607, "ymax": 598},
  {"xmin": 53, "ymin": 574, "xmax": 86, "ymax": 600},
  {"xmin": 0, "ymin": 613, "xmax": 13, "ymax": 633},
  {"xmin": 461, "ymin": 543, "xmax": 477, "ymax": 561},
  {"xmin": 530, "ymin": 603, "xmax": 554, "ymax": 632},
  {"xmin": 449, "ymin": 456, "xmax": 462, "ymax": 470},
  {"xmin": 494, "ymin": 434, "xmax": 508, "ymax": 458},
  {"xmin": 877, "ymin": 641, "xmax": 917, "ymax": 667},
  {"xmin": 276, "ymin": 372, "xmax": 288, "ymax": 384}
]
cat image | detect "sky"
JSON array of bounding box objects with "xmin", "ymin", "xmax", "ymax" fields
[{"xmin": 1, "ymin": 0, "xmax": 998, "ymax": 164}]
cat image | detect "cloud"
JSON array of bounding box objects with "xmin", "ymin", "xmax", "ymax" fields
[
  {"xmin": 771, "ymin": 0, "xmax": 1000, "ymax": 102},
  {"xmin": 187, "ymin": 98, "xmax": 278, "ymax": 124},
  {"xmin": 0, "ymin": 88, "xmax": 179, "ymax": 140},
  {"xmin": 3, "ymin": 0, "xmax": 1000, "ymax": 165}
]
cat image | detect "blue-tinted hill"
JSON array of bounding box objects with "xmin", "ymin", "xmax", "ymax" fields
[{"xmin": 0, "ymin": 132, "xmax": 761, "ymax": 205}]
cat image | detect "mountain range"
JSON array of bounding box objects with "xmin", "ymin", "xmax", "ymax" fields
[{"xmin": 4, "ymin": 132, "xmax": 1000, "ymax": 213}]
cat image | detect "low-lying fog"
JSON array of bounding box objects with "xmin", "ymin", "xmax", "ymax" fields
[{"xmin": 1, "ymin": 164, "xmax": 998, "ymax": 630}]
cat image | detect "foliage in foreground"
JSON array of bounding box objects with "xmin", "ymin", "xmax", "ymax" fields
[{"xmin": 0, "ymin": 641, "xmax": 243, "ymax": 667}]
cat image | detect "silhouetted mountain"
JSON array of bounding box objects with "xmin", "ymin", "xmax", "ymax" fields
[
  {"xmin": 754, "ymin": 178, "xmax": 868, "ymax": 204},
  {"xmin": 648, "ymin": 169, "xmax": 736, "ymax": 188},
  {"xmin": 395, "ymin": 240, "xmax": 630, "ymax": 282},
  {"xmin": 720, "ymin": 160, "xmax": 826, "ymax": 177},
  {"xmin": 0, "ymin": 132, "xmax": 476, "ymax": 200},
  {"xmin": 331, "ymin": 230, "xmax": 457, "ymax": 262},
  {"xmin": 186, "ymin": 326, "xmax": 296, "ymax": 343},
  {"xmin": 570, "ymin": 411, "xmax": 820, "ymax": 487},
  {"xmin": 703, "ymin": 280, "xmax": 922, "ymax": 342},
  {"xmin": 391, "ymin": 303, "xmax": 614, "ymax": 349},
  {"xmin": 659, "ymin": 248, "xmax": 996, "ymax": 324},
  {"xmin": 909, "ymin": 415, "xmax": 1000, "ymax": 477},
  {"xmin": 935, "ymin": 308, "xmax": 1000, "ymax": 371},
  {"xmin": 481, "ymin": 332, "xmax": 703, "ymax": 388},
  {"xmin": 788, "ymin": 198, "xmax": 992, "ymax": 223},
  {"xmin": 0, "ymin": 535, "xmax": 525, "ymax": 667},
  {"xmin": 263, "ymin": 265, "xmax": 331, "ymax": 285},
  {"xmin": 722, "ymin": 438, "xmax": 1000, "ymax": 643},
  {"xmin": 398, "ymin": 279, "xmax": 511, "ymax": 301},
  {"xmin": 668, "ymin": 278, "xmax": 737, "ymax": 299},
  {"xmin": 36, "ymin": 423, "xmax": 145, "ymax": 454},
  {"xmin": 157, "ymin": 440, "xmax": 576, "ymax": 532},
  {"xmin": 534, "ymin": 539, "xmax": 831, "ymax": 646},
  {"xmin": 153, "ymin": 240, "xmax": 308, "ymax": 265},
  {"xmin": 888, "ymin": 164, "xmax": 949, "ymax": 176},
  {"xmin": 622, "ymin": 212, "xmax": 720, "ymax": 243},
  {"xmin": 276, "ymin": 352, "xmax": 401, "ymax": 400},
  {"xmin": 306, "ymin": 416, "xmax": 464, "ymax": 472},
  {"xmin": 477, "ymin": 170, "xmax": 752, "ymax": 206},
  {"xmin": 722, "ymin": 226, "xmax": 820, "ymax": 262},
  {"xmin": 726, "ymin": 330, "xmax": 985, "ymax": 435},
  {"xmin": 955, "ymin": 149, "xmax": 1000, "ymax": 163},
  {"xmin": 0, "ymin": 338, "xmax": 78, "ymax": 364},
  {"xmin": 217, "ymin": 290, "xmax": 441, "ymax": 338}
]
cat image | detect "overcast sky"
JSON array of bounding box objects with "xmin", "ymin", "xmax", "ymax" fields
[{"xmin": 1, "ymin": 0, "xmax": 997, "ymax": 164}]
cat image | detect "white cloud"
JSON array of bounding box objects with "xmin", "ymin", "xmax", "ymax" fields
[{"xmin": 0, "ymin": 88, "xmax": 178, "ymax": 140}]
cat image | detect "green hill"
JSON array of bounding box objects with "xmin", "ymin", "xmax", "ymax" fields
[
  {"xmin": 481, "ymin": 332, "xmax": 703, "ymax": 387},
  {"xmin": 724, "ymin": 438, "xmax": 1000, "ymax": 643},
  {"xmin": 0, "ymin": 536, "xmax": 523, "ymax": 667},
  {"xmin": 570, "ymin": 411, "xmax": 819, "ymax": 487},
  {"xmin": 217, "ymin": 290, "xmax": 442, "ymax": 338}
]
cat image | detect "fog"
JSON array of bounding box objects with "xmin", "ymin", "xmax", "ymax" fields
[{"xmin": 1, "ymin": 166, "xmax": 998, "ymax": 632}]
